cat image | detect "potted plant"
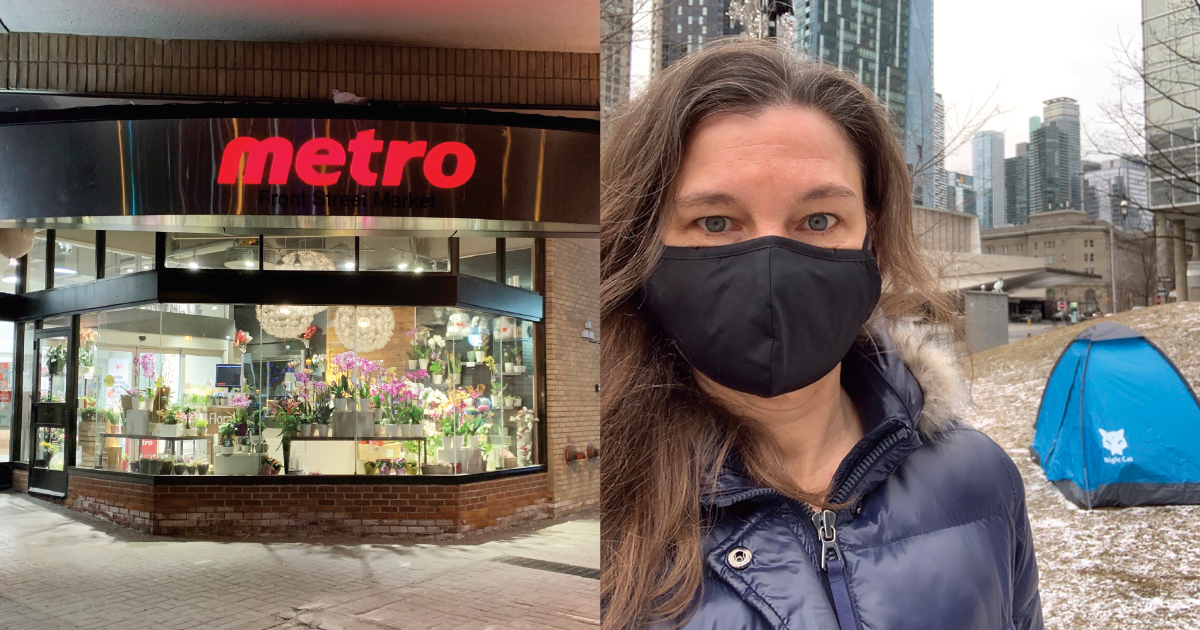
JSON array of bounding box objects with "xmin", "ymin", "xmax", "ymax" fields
[
  {"xmin": 197, "ymin": 460, "xmax": 210, "ymax": 475},
  {"xmin": 173, "ymin": 459, "xmax": 186, "ymax": 475},
  {"xmin": 405, "ymin": 460, "xmax": 419, "ymax": 476},
  {"xmin": 158, "ymin": 457, "xmax": 173, "ymax": 475},
  {"xmin": 186, "ymin": 460, "xmax": 198, "ymax": 475},
  {"xmin": 138, "ymin": 456, "xmax": 152, "ymax": 475},
  {"xmin": 160, "ymin": 407, "xmax": 180, "ymax": 438},
  {"xmin": 79, "ymin": 328, "xmax": 98, "ymax": 376},
  {"xmin": 429, "ymin": 360, "xmax": 444, "ymax": 385},
  {"xmin": 44, "ymin": 344, "xmax": 67, "ymax": 395},
  {"xmin": 377, "ymin": 459, "xmax": 391, "ymax": 475},
  {"xmin": 195, "ymin": 417, "xmax": 208, "ymax": 436},
  {"xmin": 363, "ymin": 460, "xmax": 379, "ymax": 475},
  {"xmin": 218, "ymin": 421, "xmax": 237, "ymax": 454}
]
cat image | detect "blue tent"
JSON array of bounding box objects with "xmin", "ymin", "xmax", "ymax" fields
[{"xmin": 1032, "ymin": 322, "xmax": 1200, "ymax": 508}]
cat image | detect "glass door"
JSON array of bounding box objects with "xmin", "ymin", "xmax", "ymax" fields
[{"xmin": 28, "ymin": 324, "xmax": 74, "ymax": 496}]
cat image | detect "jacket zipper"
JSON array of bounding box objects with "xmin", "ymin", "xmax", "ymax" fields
[{"xmin": 812, "ymin": 509, "xmax": 857, "ymax": 630}]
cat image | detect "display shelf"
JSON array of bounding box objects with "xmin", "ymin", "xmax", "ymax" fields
[
  {"xmin": 103, "ymin": 433, "xmax": 212, "ymax": 440},
  {"xmin": 290, "ymin": 436, "xmax": 429, "ymax": 441}
]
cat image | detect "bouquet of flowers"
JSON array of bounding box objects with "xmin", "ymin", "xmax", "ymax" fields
[
  {"xmin": 233, "ymin": 329, "xmax": 252, "ymax": 354},
  {"xmin": 299, "ymin": 325, "xmax": 318, "ymax": 347},
  {"xmin": 406, "ymin": 326, "xmax": 432, "ymax": 361},
  {"xmin": 79, "ymin": 329, "xmax": 98, "ymax": 368}
]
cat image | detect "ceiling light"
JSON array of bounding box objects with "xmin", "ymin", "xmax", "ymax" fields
[
  {"xmin": 54, "ymin": 267, "xmax": 77, "ymax": 275},
  {"xmin": 341, "ymin": 262, "xmax": 354, "ymax": 270},
  {"xmin": 188, "ymin": 261, "xmax": 199, "ymax": 270},
  {"xmin": 279, "ymin": 306, "xmax": 291, "ymax": 315},
  {"xmin": 142, "ymin": 264, "xmax": 151, "ymax": 270},
  {"xmin": 398, "ymin": 263, "xmax": 408, "ymax": 270},
  {"xmin": 415, "ymin": 267, "xmax": 424, "ymax": 273},
  {"xmin": 358, "ymin": 318, "xmax": 370, "ymax": 328}
]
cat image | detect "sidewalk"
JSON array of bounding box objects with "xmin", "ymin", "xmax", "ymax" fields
[{"xmin": 0, "ymin": 491, "xmax": 599, "ymax": 630}]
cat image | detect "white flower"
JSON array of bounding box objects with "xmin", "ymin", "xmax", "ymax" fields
[{"xmin": 429, "ymin": 335, "xmax": 446, "ymax": 349}]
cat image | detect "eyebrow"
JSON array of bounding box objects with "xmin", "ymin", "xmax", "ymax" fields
[{"xmin": 672, "ymin": 184, "xmax": 859, "ymax": 211}]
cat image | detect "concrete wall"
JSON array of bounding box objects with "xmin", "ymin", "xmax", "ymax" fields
[{"xmin": 964, "ymin": 290, "xmax": 1009, "ymax": 353}]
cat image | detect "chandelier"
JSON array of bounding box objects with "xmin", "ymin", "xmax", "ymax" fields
[
  {"xmin": 256, "ymin": 304, "xmax": 321, "ymax": 339},
  {"xmin": 332, "ymin": 306, "xmax": 395, "ymax": 353},
  {"xmin": 276, "ymin": 249, "xmax": 336, "ymax": 272}
]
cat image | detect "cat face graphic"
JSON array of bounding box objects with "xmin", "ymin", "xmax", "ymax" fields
[{"xmin": 1098, "ymin": 428, "xmax": 1128, "ymax": 457}]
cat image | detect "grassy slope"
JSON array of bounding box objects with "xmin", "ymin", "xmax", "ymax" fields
[{"xmin": 964, "ymin": 302, "xmax": 1200, "ymax": 629}]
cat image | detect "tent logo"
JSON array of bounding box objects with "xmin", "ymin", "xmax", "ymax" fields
[{"xmin": 1098, "ymin": 428, "xmax": 1132, "ymax": 464}]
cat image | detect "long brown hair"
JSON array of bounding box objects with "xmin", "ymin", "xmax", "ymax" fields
[{"xmin": 601, "ymin": 38, "xmax": 957, "ymax": 629}]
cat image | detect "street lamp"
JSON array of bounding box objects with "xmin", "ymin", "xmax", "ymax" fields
[{"xmin": 1110, "ymin": 199, "xmax": 1130, "ymax": 313}]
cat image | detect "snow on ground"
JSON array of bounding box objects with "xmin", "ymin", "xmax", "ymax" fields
[{"xmin": 963, "ymin": 302, "xmax": 1200, "ymax": 630}]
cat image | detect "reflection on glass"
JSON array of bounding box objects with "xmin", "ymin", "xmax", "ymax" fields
[
  {"xmin": 505, "ymin": 238, "xmax": 535, "ymax": 290},
  {"xmin": 459, "ymin": 238, "xmax": 498, "ymax": 281},
  {"xmin": 167, "ymin": 234, "xmax": 261, "ymax": 270},
  {"xmin": 0, "ymin": 321, "xmax": 12, "ymax": 463},
  {"xmin": 34, "ymin": 426, "xmax": 64, "ymax": 470},
  {"xmin": 26, "ymin": 230, "xmax": 47, "ymax": 291},
  {"xmin": 54, "ymin": 231, "xmax": 99, "ymax": 287},
  {"xmin": 38, "ymin": 336, "xmax": 69, "ymax": 403},
  {"xmin": 263, "ymin": 236, "xmax": 354, "ymax": 271},
  {"xmin": 104, "ymin": 231, "xmax": 156, "ymax": 277},
  {"xmin": 359, "ymin": 237, "xmax": 451, "ymax": 272},
  {"xmin": 18, "ymin": 324, "xmax": 33, "ymax": 461}
]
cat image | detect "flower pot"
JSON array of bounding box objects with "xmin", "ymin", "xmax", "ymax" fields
[
  {"xmin": 515, "ymin": 365, "xmax": 526, "ymax": 374},
  {"xmin": 159, "ymin": 424, "xmax": 178, "ymax": 438},
  {"xmin": 334, "ymin": 398, "xmax": 351, "ymax": 412},
  {"xmin": 374, "ymin": 409, "xmax": 384, "ymax": 424},
  {"xmin": 332, "ymin": 411, "xmax": 355, "ymax": 437},
  {"xmin": 385, "ymin": 424, "xmax": 400, "ymax": 438},
  {"xmin": 198, "ymin": 463, "xmax": 210, "ymax": 475},
  {"xmin": 452, "ymin": 435, "xmax": 464, "ymax": 449},
  {"xmin": 468, "ymin": 435, "xmax": 480, "ymax": 448},
  {"xmin": 514, "ymin": 397, "xmax": 522, "ymax": 408},
  {"xmin": 219, "ymin": 445, "xmax": 233, "ymax": 455},
  {"xmin": 316, "ymin": 424, "xmax": 329, "ymax": 438},
  {"xmin": 408, "ymin": 360, "xmax": 418, "ymax": 370},
  {"xmin": 504, "ymin": 362, "xmax": 515, "ymax": 372},
  {"xmin": 173, "ymin": 463, "xmax": 186, "ymax": 475},
  {"xmin": 363, "ymin": 465, "xmax": 377, "ymax": 476},
  {"xmin": 300, "ymin": 423, "xmax": 313, "ymax": 437},
  {"xmin": 373, "ymin": 424, "xmax": 383, "ymax": 437},
  {"xmin": 120, "ymin": 395, "xmax": 134, "ymax": 411},
  {"xmin": 442, "ymin": 436, "xmax": 453, "ymax": 450},
  {"xmin": 107, "ymin": 422, "xmax": 121, "ymax": 434},
  {"xmin": 148, "ymin": 422, "xmax": 162, "ymax": 436},
  {"xmin": 432, "ymin": 375, "xmax": 443, "ymax": 385},
  {"xmin": 418, "ymin": 358, "xmax": 429, "ymax": 370}
]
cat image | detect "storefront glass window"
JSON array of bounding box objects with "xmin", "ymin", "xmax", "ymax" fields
[
  {"xmin": 79, "ymin": 302, "xmax": 539, "ymax": 476},
  {"xmin": 0, "ymin": 321, "xmax": 13, "ymax": 462},
  {"xmin": 54, "ymin": 231, "xmax": 99, "ymax": 287},
  {"xmin": 18, "ymin": 324, "xmax": 32, "ymax": 461},
  {"xmin": 26, "ymin": 230, "xmax": 48, "ymax": 292},
  {"xmin": 459, "ymin": 238, "xmax": 499, "ymax": 281},
  {"xmin": 359, "ymin": 237, "xmax": 451, "ymax": 272},
  {"xmin": 1, "ymin": 257, "xmax": 18, "ymax": 294},
  {"xmin": 505, "ymin": 238, "xmax": 535, "ymax": 290},
  {"xmin": 263, "ymin": 236, "xmax": 355, "ymax": 271},
  {"xmin": 167, "ymin": 234, "xmax": 260, "ymax": 270},
  {"xmin": 104, "ymin": 231, "xmax": 156, "ymax": 277}
]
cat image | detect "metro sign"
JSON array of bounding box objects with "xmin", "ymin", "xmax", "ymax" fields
[{"xmin": 217, "ymin": 129, "xmax": 476, "ymax": 189}]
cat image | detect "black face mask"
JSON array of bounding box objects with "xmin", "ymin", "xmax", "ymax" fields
[{"xmin": 642, "ymin": 235, "xmax": 882, "ymax": 398}]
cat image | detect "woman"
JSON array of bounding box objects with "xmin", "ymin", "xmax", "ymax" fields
[{"xmin": 601, "ymin": 39, "xmax": 1042, "ymax": 630}]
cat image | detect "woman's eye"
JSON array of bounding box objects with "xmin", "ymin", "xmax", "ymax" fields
[
  {"xmin": 805, "ymin": 214, "xmax": 837, "ymax": 232},
  {"xmin": 701, "ymin": 216, "xmax": 730, "ymax": 233}
]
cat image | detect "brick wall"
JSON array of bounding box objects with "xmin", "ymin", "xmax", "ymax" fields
[
  {"xmin": 60, "ymin": 473, "xmax": 549, "ymax": 539},
  {"xmin": 13, "ymin": 468, "xmax": 27, "ymax": 493},
  {"xmin": 543, "ymin": 239, "xmax": 601, "ymax": 515},
  {"xmin": 0, "ymin": 32, "xmax": 598, "ymax": 108},
  {"xmin": 66, "ymin": 475, "xmax": 153, "ymax": 531}
]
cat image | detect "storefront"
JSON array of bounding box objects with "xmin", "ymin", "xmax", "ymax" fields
[{"xmin": 0, "ymin": 102, "xmax": 599, "ymax": 537}]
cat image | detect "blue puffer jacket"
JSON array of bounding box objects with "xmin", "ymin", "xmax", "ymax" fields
[{"xmin": 682, "ymin": 324, "xmax": 1043, "ymax": 630}]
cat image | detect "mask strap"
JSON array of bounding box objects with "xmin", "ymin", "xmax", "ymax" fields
[{"xmin": 862, "ymin": 210, "xmax": 876, "ymax": 251}]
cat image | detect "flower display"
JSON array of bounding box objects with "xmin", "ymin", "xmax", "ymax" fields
[
  {"xmin": 300, "ymin": 325, "xmax": 318, "ymax": 341},
  {"xmin": 138, "ymin": 353, "xmax": 156, "ymax": 380},
  {"xmin": 233, "ymin": 329, "xmax": 252, "ymax": 354}
]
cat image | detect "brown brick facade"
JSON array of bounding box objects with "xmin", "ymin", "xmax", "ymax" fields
[
  {"xmin": 12, "ymin": 468, "xmax": 27, "ymax": 493},
  {"xmin": 0, "ymin": 32, "xmax": 598, "ymax": 108},
  {"xmin": 543, "ymin": 239, "xmax": 601, "ymax": 515},
  {"xmin": 62, "ymin": 473, "xmax": 549, "ymax": 539}
]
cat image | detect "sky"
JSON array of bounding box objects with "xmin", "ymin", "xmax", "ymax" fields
[
  {"xmin": 629, "ymin": 0, "xmax": 1146, "ymax": 177},
  {"xmin": 937, "ymin": 0, "xmax": 1143, "ymax": 175}
]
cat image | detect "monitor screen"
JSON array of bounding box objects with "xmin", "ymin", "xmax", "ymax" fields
[{"xmin": 215, "ymin": 364, "xmax": 242, "ymax": 388}]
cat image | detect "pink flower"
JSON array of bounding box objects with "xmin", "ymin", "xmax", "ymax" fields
[
  {"xmin": 296, "ymin": 372, "xmax": 311, "ymax": 384},
  {"xmin": 406, "ymin": 369, "xmax": 428, "ymax": 380}
]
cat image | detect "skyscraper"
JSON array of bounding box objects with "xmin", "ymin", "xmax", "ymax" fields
[
  {"xmin": 1028, "ymin": 118, "xmax": 1070, "ymax": 214},
  {"xmin": 932, "ymin": 92, "xmax": 947, "ymax": 210},
  {"xmin": 793, "ymin": 0, "xmax": 935, "ymax": 201},
  {"xmin": 972, "ymin": 130, "xmax": 1005, "ymax": 229},
  {"xmin": 1043, "ymin": 97, "xmax": 1082, "ymax": 211},
  {"xmin": 602, "ymin": 0, "xmax": 633, "ymax": 116},
  {"xmin": 1004, "ymin": 142, "xmax": 1030, "ymax": 226},
  {"xmin": 946, "ymin": 172, "xmax": 976, "ymax": 216},
  {"xmin": 655, "ymin": 0, "xmax": 741, "ymax": 72},
  {"xmin": 1083, "ymin": 156, "xmax": 1152, "ymax": 231}
]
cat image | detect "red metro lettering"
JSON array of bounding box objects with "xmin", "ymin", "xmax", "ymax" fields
[{"xmin": 216, "ymin": 130, "xmax": 476, "ymax": 189}]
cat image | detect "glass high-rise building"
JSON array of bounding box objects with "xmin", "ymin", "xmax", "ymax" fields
[
  {"xmin": 972, "ymin": 130, "xmax": 1005, "ymax": 229},
  {"xmin": 1028, "ymin": 119, "xmax": 1070, "ymax": 215},
  {"xmin": 1004, "ymin": 143, "xmax": 1030, "ymax": 226},
  {"xmin": 1043, "ymin": 97, "xmax": 1082, "ymax": 211},
  {"xmin": 655, "ymin": 0, "xmax": 743, "ymax": 71},
  {"xmin": 793, "ymin": 0, "xmax": 937, "ymax": 199}
]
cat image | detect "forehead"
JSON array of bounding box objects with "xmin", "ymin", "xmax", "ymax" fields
[{"xmin": 676, "ymin": 106, "xmax": 864, "ymax": 191}]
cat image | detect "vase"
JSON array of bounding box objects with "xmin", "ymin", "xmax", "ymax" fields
[
  {"xmin": 419, "ymin": 358, "xmax": 429, "ymax": 370},
  {"xmin": 408, "ymin": 360, "xmax": 418, "ymax": 370},
  {"xmin": 373, "ymin": 424, "xmax": 383, "ymax": 437},
  {"xmin": 385, "ymin": 424, "xmax": 400, "ymax": 438},
  {"xmin": 451, "ymin": 435, "xmax": 464, "ymax": 449},
  {"xmin": 301, "ymin": 423, "xmax": 313, "ymax": 437},
  {"xmin": 335, "ymin": 398, "xmax": 352, "ymax": 412},
  {"xmin": 504, "ymin": 362, "xmax": 514, "ymax": 372},
  {"xmin": 468, "ymin": 435, "xmax": 480, "ymax": 448},
  {"xmin": 432, "ymin": 375, "xmax": 443, "ymax": 385},
  {"xmin": 316, "ymin": 424, "xmax": 329, "ymax": 437}
]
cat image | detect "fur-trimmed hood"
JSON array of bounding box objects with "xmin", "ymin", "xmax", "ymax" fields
[{"xmin": 877, "ymin": 320, "xmax": 970, "ymax": 440}]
